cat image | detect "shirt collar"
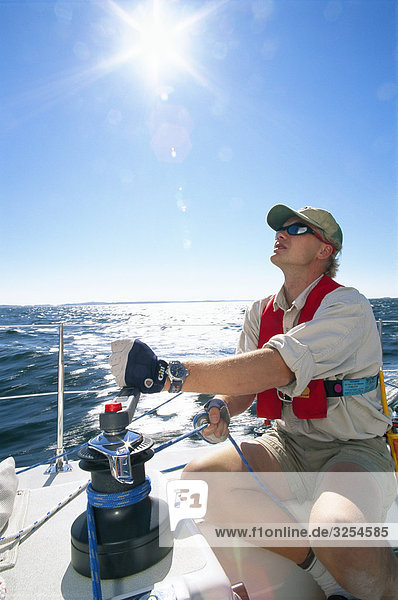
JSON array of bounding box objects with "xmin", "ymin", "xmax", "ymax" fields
[{"xmin": 273, "ymin": 275, "xmax": 324, "ymax": 312}]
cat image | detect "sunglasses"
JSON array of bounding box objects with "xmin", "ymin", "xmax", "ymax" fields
[{"xmin": 276, "ymin": 222, "xmax": 336, "ymax": 250}]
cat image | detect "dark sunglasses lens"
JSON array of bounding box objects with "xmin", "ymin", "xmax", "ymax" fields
[
  {"xmin": 275, "ymin": 222, "xmax": 312, "ymax": 237},
  {"xmin": 287, "ymin": 224, "xmax": 310, "ymax": 235}
]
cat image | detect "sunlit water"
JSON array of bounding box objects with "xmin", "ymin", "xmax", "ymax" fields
[{"xmin": 0, "ymin": 300, "xmax": 397, "ymax": 467}]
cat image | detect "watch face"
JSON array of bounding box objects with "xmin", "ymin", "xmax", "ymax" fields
[{"xmin": 169, "ymin": 361, "xmax": 188, "ymax": 380}]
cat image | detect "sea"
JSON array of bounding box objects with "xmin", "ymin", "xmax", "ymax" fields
[{"xmin": 0, "ymin": 299, "xmax": 397, "ymax": 468}]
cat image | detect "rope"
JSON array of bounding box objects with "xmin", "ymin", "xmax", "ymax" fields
[
  {"xmin": 86, "ymin": 478, "xmax": 151, "ymax": 509},
  {"xmin": 153, "ymin": 424, "xmax": 207, "ymax": 453},
  {"xmin": 153, "ymin": 423, "xmax": 297, "ymax": 520},
  {"xmin": 0, "ymin": 481, "xmax": 88, "ymax": 545},
  {"xmin": 152, "ymin": 422, "xmax": 297, "ymax": 520},
  {"xmin": 86, "ymin": 477, "xmax": 151, "ymax": 600},
  {"xmin": 16, "ymin": 442, "xmax": 88, "ymax": 475},
  {"xmin": 131, "ymin": 392, "xmax": 182, "ymax": 422},
  {"xmin": 227, "ymin": 434, "xmax": 297, "ymax": 522},
  {"xmin": 160, "ymin": 463, "xmax": 187, "ymax": 473}
]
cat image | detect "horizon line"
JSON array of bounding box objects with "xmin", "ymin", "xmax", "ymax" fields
[{"xmin": 0, "ymin": 296, "xmax": 397, "ymax": 308}]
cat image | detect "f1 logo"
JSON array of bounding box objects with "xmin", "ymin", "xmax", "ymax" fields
[{"xmin": 166, "ymin": 480, "xmax": 208, "ymax": 531}]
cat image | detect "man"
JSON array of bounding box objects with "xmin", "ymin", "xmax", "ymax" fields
[{"xmin": 110, "ymin": 205, "xmax": 397, "ymax": 600}]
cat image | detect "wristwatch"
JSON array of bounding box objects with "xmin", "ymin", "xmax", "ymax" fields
[{"xmin": 166, "ymin": 361, "xmax": 190, "ymax": 393}]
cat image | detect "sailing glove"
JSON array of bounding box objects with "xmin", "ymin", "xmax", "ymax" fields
[
  {"xmin": 109, "ymin": 339, "xmax": 168, "ymax": 393},
  {"xmin": 193, "ymin": 398, "xmax": 231, "ymax": 444}
]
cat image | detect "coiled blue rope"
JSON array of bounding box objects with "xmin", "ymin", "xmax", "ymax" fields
[{"xmin": 86, "ymin": 477, "xmax": 151, "ymax": 600}]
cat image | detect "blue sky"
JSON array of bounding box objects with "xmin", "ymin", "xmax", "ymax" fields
[{"xmin": 1, "ymin": 0, "xmax": 396, "ymax": 305}]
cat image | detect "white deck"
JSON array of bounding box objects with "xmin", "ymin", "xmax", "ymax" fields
[{"xmin": 1, "ymin": 446, "xmax": 396, "ymax": 600}]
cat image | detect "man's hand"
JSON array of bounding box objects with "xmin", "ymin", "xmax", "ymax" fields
[
  {"xmin": 194, "ymin": 398, "xmax": 231, "ymax": 444},
  {"xmin": 109, "ymin": 339, "xmax": 168, "ymax": 393}
]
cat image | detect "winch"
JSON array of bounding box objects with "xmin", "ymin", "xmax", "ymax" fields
[{"xmin": 70, "ymin": 388, "xmax": 172, "ymax": 580}]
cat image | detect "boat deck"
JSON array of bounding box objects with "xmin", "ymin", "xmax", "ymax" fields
[{"xmin": 1, "ymin": 446, "xmax": 397, "ymax": 600}]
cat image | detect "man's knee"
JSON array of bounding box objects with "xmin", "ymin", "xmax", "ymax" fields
[
  {"xmin": 183, "ymin": 439, "xmax": 282, "ymax": 476},
  {"xmin": 240, "ymin": 440, "xmax": 283, "ymax": 472},
  {"xmin": 182, "ymin": 456, "xmax": 212, "ymax": 475},
  {"xmin": 313, "ymin": 546, "xmax": 396, "ymax": 599},
  {"xmin": 182, "ymin": 446, "xmax": 242, "ymax": 476}
]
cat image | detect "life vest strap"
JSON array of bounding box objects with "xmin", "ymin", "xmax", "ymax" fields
[
  {"xmin": 278, "ymin": 375, "xmax": 379, "ymax": 402},
  {"xmin": 323, "ymin": 375, "xmax": 379, "ymax": 397}
]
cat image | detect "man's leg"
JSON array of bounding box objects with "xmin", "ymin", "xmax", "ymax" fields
[
  {"xmin": 310, "ymin": 462, "xmax": 398, "ymax": 600},
  {"xmin": 184, "ymin": 441, "xmax": 362, "ymax": 598},
  {"xmin": 184, "ymin": 440, "xmax": 311, "ymax": 564}
]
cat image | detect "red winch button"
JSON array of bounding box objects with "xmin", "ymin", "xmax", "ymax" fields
[{"xmin": 105, "ymin": 401, "xmax": 122, "ymax": 412}]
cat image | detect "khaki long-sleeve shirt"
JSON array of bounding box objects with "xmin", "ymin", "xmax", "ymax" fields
[{"xmin": 237, "ymin": 276, "xmax": 391, "ymax": 441}]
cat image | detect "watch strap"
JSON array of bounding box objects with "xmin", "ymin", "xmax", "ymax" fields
[{"xmin": 169, "ymin": 379, "xmax": 183, "ymax": 393}]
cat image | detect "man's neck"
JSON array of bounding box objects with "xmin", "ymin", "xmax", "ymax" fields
[{"xmin": 283, "ymin": 270, "xmax": 325, "ymax": 306}]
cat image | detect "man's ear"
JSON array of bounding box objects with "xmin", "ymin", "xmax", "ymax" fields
[{"xmin": 318, "ymin": 244, "xmax": 334, "ymax": 261}]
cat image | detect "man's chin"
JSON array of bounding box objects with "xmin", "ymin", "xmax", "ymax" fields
[{"xmin": 270, "ymin": 253, "xmax": 280, "ymax": 265}]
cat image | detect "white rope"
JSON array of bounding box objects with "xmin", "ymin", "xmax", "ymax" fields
[{"xmin": 0, "ymin": 481, "xmax": 89, "ymax": 546}]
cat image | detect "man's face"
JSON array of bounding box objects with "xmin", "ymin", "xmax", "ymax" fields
[{"xmin": 270, "ymin": 217, "xmax": 326, "ymax": 269}]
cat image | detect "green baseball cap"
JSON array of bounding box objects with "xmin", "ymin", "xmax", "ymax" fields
[{"xmin": 267, "ymin": 204, "xmax": 343, "ymax": 251}]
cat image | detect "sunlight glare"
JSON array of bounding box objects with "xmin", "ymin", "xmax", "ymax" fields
[
  {"xmin": 139, "ymin": 4, "xmax": 186, "ymax": 83},
  {"xmin": 105, "ymin": 0, "xmax": 190, "ymax": 87},
  {"xmin": 103, "ymin": 0, "xmax": 227, "ymax": 90}
]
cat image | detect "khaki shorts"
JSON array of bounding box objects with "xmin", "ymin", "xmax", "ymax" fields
[{"xmin": 255, "ymin": 425, "xmax": 397, "ymax": 520}]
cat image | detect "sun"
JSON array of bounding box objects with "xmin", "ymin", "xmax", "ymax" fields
[
  {"xmin": 134, "ymin": 4, "xmax": 187, "ymax": 84},
  {"xmin": 102, "ymin": 0, "xmax": 226, "ymax": 90}
]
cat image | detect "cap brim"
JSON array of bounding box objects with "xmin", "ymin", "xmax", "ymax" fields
[{"xmin": 267, "ymin": 204, "xmax": 310, "ymax": 231}]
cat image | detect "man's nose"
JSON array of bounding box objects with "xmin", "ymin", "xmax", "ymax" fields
[{"xmin": 275, "ymin": 229, "xmax": 287, "ymax": 240}]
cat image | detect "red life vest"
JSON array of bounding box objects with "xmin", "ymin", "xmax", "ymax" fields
[{"xmin": 256, "ymin": 276, "xmax": 343, "ymax": 420}]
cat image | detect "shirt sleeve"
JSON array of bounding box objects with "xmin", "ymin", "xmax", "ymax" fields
[{"xmin": 264, "ymin": 287, "xmax": 382, "ymax": 398}]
